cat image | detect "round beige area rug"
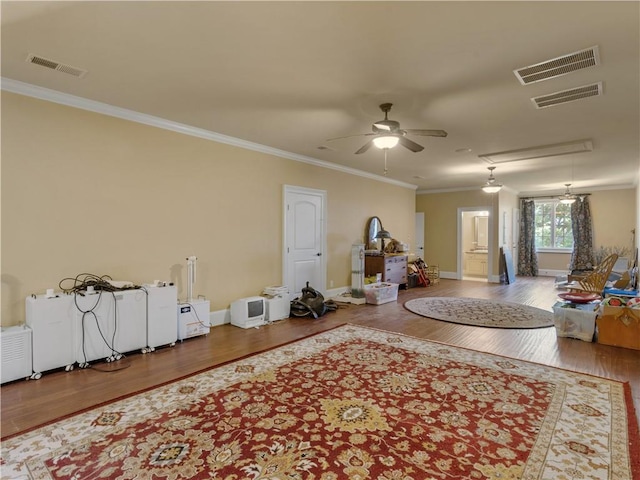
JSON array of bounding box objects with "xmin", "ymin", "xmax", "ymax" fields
[{"xmin": 404, "ymin": 296, "xmax": 554, "ymax": 329}]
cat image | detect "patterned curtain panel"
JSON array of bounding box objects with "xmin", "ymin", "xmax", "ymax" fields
[
  {"xmin": 570, "ymin": 197, "xmax": 595, "ymax": 270},
  {"xmin": 517, "ymin": 199, "xmax": 538, "ymax": 276}
]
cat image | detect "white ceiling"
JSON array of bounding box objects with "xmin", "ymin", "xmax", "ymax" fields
[{"xmin": 2, "ymin": 1, "xmax": 639, "ymax": 195}]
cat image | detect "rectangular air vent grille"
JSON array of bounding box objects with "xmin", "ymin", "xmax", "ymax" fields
[
  {"xmin": 26, "ymin": 54, "xmax": 87, "ymax": 78},
  {"xmin": 514, "ymin": 46, "xmax": 599, "ymax": 85},
  {"xmin": 532, "ymin": 82, "xmax": 602, "ymax": 109}
]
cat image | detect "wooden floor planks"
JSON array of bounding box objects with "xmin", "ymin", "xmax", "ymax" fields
[{"xmin": 2, "ymin": 276, "xmax": 639, "ymax": 437}]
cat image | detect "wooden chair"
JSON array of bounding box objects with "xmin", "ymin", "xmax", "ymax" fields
[{"xmin": 569, "ymin": 253, "xmax": 619, "ymax": 296}]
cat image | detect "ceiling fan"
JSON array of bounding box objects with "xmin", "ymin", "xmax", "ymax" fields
[{"xmin": 328, "ymin": 103, "xmax": 448, "ymax": 154}]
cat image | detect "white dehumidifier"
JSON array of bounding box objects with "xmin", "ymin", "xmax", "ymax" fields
[
  {"xmin": 1, "ymin": 325, "xmax": 33, "ymax": 383},
  {"xmin": 177, "ymin": 300, "xmax": 210, "ymax": 340}
]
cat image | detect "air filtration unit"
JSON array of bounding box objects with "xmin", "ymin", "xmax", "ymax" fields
[
  {"xmin": 177, "ymin": 300, "xmax": 210, "ymax": 340},
  {"xmin": 352, "ymin": 244, "xmax": 365, "ymax": 298},
  {"xmin": 1, "ymin": 325, "xmax": 33, "ymax": 384}
]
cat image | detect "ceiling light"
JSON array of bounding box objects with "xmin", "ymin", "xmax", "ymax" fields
[
  {"xmin": 481, "ymin": 167, "xmax": 503, "ymax": 193},
  {"xmin": 559, "ymin": 184, "xmax": 577, "ymax": 204},
  {"xmin": 373, "ymin": 136, "xmax": 399, "ymax": 149}
]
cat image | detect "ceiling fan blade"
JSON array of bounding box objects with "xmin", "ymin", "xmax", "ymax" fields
[
  {"xmin": 399, "ymin": 136, "xmax": 424, "ymax": 153},
  {"xmin": 404, "ymin": 129, "xmax": 448, "ymax": 138},
  {"xmin": 326, "ymin": 133, "xmax": 375, "ymax": 142},
  {"xmin": 355, "ymin": 140, "xmax": 375, "ymax": 154}
]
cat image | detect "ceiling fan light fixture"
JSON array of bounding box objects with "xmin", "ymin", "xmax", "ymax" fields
[
  {"xmin": 559, "ymin": 184, "xmax": 577, "ymax": 204},
  {"xmin": 481, "ymin": 167, "xmax": 503, "ymax": 193},
  {"xmin": 482, "ymin": 184, "xmax": 502, "ymax": 194},
  {"xmin": 373, "ymin": 135, "xmax": 399, "ymax": 149}
]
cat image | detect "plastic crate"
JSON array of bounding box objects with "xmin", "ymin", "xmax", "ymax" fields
[{"xmin": 364, "ymin": 283, "xmax": 399, "ymax": 305}]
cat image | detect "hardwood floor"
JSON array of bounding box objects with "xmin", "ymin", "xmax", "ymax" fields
[{"xmin": 2, "ymin": 276, "xmax": 639, "ymax": 438}]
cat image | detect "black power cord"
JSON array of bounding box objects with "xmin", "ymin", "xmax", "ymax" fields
[{"xmin": 62, "ymin": 273, "xmax": 143, "ymax": 371}]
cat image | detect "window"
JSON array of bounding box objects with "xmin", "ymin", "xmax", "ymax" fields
[{"xmin": 534, "ymin": 200, "xmax": 573, "ymax": 251}]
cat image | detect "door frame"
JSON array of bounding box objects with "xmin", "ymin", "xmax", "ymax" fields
[
  {"xmin": 282, "ymin": 185, "xmax": 328, "ymax": 296},
  {"xmin": 457, "ymin": 206, "xmax": 494, "ymax": 281},
  {"xmin": 415, "ymin": 212, "xmax": 425, "ymax": 259}
]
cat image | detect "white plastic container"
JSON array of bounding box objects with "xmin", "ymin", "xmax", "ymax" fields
[{"xmin": 364, "ymin": 283, "xmax": 399, "ymax": 305}]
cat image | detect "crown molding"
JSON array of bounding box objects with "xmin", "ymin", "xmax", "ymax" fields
[{"xmin": 1, "ymin": 78, "xmax": 417, "ymax": 191}]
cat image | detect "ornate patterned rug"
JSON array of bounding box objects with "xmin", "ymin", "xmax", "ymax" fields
[
  {"xmin": 404, "ymin": 296, "xmax": 555, "ymax": 329},
  {"xmin": 2, "ymin": 325, "xmax": 638, "ymax": 479}
]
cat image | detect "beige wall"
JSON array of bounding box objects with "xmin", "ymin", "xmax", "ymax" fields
[
  {"xmin": 415, "ymin": 190, "xmax": 496, "ymax": 274},
  {"xmin": 589, "ymin": 189, "xmax": 636, "ymax": 254},
  {"xmin": 417, "ymin": 186, "xmax": 637, "ymax": 278},
  {"xmin": 1, "ymin": 92, "xmax": 416, "ymax": 325}
]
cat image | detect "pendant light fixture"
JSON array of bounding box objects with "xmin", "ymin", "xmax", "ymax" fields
[
  {"xmin": 559, "ymin": 184, "xmax": 577, "ymax": 204},
  {"xmin": 481, "ymin": 167, "xmax": 503, "ymax": 193}
]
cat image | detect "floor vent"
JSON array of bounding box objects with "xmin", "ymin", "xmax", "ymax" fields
[
  {"xmin": 26, "ymin": 54, "xmax": 88, "ymax": 78},
  {"xmin": 532, "ymin": 82, "xmax": 602, "ymax": 109},
  {"xmin": 514, "ymin": 46, "xmax": 599, "ymax": 85}
]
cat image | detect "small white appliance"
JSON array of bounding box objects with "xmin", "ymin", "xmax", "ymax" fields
[
  {"xmin": 145, "ymin": 284, "xmax": 178, "ymax": 351},
  {"xmin": 74, "ymin": 289, "xmax": 147, "ymax": 365},
  {"xmin": 264, "ymin": 296, "xmax": 290, "ymax": 321},
  {"xmin": 262, "ymin": 285, "xmax": 290, "ymax": 322},
  {"xmin": 177, "ymin": 299, "xmax": 210, "ymax": 340},
  {"xmin": 230, "ymin": 296, "xmax": 266, "ymax": 329},
  {"xmin": 1, "ymin": 325, "xmax": 33, "ymax": 384},
  {"xmin": 25, "ymin": 293, "xmax": 76, "ymax": 376}
]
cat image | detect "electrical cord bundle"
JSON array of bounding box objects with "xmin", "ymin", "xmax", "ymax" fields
[
  {"xmin": 75, "ymin": 290, "xmax": 128, "ymax": 371},
  {"xmin": 59, "ymin": 273, "xmax": 139, "ymax": 372},
  {"xmin": 58, "ymin": 273, "xmax": 137, "ymax": 295}
]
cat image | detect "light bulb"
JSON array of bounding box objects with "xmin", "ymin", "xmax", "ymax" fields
[{"xmin": 373, "ymin": 136, "xmax": 399, "ymax": 149}]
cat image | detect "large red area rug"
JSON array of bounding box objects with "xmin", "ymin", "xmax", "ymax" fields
[{"xmin": 2, "ymin": 325, "xmax": 638, "ymax": 479}]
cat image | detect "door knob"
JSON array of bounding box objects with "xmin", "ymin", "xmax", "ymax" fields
[{"xmin": 316, "ymin": 253, "xmax": 322, "ymax": 256}]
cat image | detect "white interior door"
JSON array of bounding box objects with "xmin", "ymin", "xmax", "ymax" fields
[
  {"xmin": 415, "ymin": 212, "xmax": 425, "ymax": 258},
  {"xmin": 284, "ymin": 186, "xmax": 327, "ymax": 299}
]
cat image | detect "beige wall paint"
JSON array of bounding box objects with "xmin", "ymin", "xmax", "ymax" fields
[
  {"xmin": 1, "ymin": 92, "xmax": 415, "ymax": 325},
  {"xmin": 417, "ymin": 187, "xmax": 637, "ymax": 278},
  {"xmin": 589, "ymin": 189, "xmax": 636, "ymax": 254},
  {"xmin": 415, "ymin": 190, "xmax": 496, "ymax": 274}
]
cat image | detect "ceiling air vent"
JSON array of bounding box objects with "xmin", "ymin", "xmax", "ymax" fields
[
  {"xmin": 26, "ymin": 54, "xmax": 88, "ymax": 78},
  {"xmin": 514, "ymin": 46, "xmax": 599, "ymax": 85},
  {"xmin": 532, "ymin": 82, "xmax": 602, "ymax": 109}
]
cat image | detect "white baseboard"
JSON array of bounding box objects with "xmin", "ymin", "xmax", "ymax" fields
[
  {"xmin": 440, "ymin": 271, "xmax": 457, "ymax": 280},
  {"xmin": 326, "ymin": 286, "xmax": 350, "ymax": 298},
  {"xmin": 209, "ymin": 309, "xmax": 230, "ymax": 327}
]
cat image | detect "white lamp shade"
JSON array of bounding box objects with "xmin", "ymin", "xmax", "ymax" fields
[
  {"xmin": 560, "ymin": 196, "xmax": 576, "ymax": 204},
  {"xmin": 373, "ymin": 136, "xmax": 399, "ymax": 149},
  {"xmin": 482, "ymin": 184, "xmax": 502, "ymax": 193}
]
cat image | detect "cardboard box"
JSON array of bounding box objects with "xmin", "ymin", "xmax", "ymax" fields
[
  {"xmin": 596, "ymin": 305, "xmax": 640, "ymax": 350},
  {"xmin": 364, "ymin": 283, "xmax": 399, "ymax": 305}
]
